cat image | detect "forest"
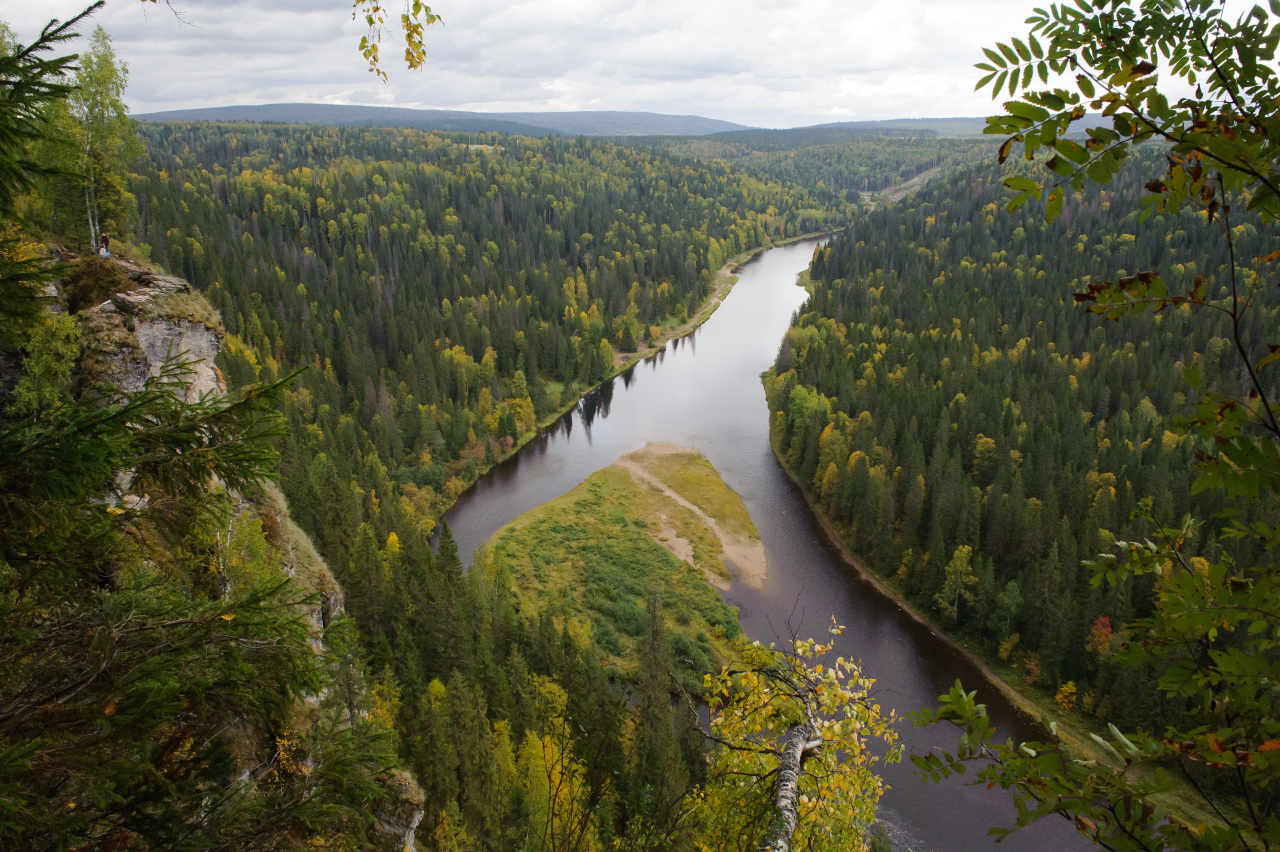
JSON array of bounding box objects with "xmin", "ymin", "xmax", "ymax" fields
[
  {"xmin": 766, "ymin": 150, "xmax": 1280, "ymax": 734},
  {"xmin": 115, "ymin": 119, "xmax": 893, "ymax": 850},
  {"xmin": 1, "ymin": 17, "xmax": 896, "ymax": 842},
  {"xmin": 7, "ymin": 0, "xmax": 1280, "ymax": 849},
  {"xmin": 130, "ymin": 121, "xmax": 845, "ymax": 535},
  {"xmin": 623, "ymin": 134, "xmax": 994, "ymax": 206}
]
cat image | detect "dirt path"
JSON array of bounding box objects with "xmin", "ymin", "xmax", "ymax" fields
[
  {"xmin": 614, "ymin": 446, "xmax": 768, "ymax": 589},
  {"xmin": 861, "ymin": 164, "xmax": 945, "ymax": 205}
]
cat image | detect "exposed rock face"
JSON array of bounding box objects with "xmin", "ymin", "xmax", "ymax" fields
[
  {"xmin": 79, "ymin": 258, "xmax": 225, "ymax": 399},
  {"xmin": 67, "ymin": 257, "xmax": 428, "ymax": 849},
  {"xmin": 131, "ymin": 319, "xmax": 223, "ymax": 398},
  {"xmin": 373, "ymin": 770, "xmax": 426, "ymax": 852}
]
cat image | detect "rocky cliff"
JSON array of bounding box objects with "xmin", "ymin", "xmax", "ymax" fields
[
  {"xmin": 73, "ymin": 256, "xmax": 226, "ymax": 398},
  {"xmin": 41, "ymin": 254, "xmax": 425, "ymax": 850}
]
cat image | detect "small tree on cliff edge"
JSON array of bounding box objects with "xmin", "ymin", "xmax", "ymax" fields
[
  {"xmin": 913, "ymin": 3, "xmax": 1280, "ymax": 851},
  {"xmin": 67, "ymin": 24, "xmax": 139, "ymax": 249}
]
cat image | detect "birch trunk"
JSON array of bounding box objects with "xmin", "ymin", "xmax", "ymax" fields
[
  {"xmin": 757, "ymin": 722, "xmax": 820, "ymax": 852},
  {"xmin": 82, "ymin": 134, "xmax": 96, "ymax": 249}
]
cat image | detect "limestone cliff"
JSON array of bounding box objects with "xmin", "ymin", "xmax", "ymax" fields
[
  {"xmin": 51, "ymin": 254, "xmax": 425, "ymax": 851},
  {"xmin": 74, "ymin": 257, "xmax": 226, "ymax": 398}
]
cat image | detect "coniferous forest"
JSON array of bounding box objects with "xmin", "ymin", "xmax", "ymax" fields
[
  {"xmin": 7, "ymin": 1, "xmax": 1280, "ymax": 850},
  {"xmin": 133, "ymin": 121, "xmax": 843, "ymax": 530},
  {"xmin": 766, "ymin": 151, "xmax": 1280, "ymax": 733},
  {"xmin": 623, "ymin": 134, "xmax": 995, "ymax": 205},
  {"xmin": 115, "ymin": 120, "xmax": 878, "ymax": 850}
]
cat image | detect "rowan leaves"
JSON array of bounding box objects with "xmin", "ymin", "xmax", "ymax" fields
[{"xmin": 920, "ymin": 3, "xmax": 1280, "ymax": 849}]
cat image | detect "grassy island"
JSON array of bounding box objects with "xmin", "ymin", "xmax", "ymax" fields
[{"xmin": 485, "ymin": 444, "xmax": 764, "ymax": 687}]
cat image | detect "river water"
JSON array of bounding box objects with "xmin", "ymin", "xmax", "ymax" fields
[{"xmin": 446, "ymin": 240, "xmax": 1084, "ymax": 852}]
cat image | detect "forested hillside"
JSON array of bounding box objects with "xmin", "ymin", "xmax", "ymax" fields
[
  {"xmin": 136, "ymin": 105, "xmax": 753, "ymax": 137},
  {"xmin": 118, "ymin": 121, "xmax": 883, "ymax": 849},
  {"xmin": 623, "ymin": 135, "xmax": 993, "ymax": 205},
  {"xmin": 766, "ymin": 152, "xmax": 1280, "ymax": 731},
  {"xmin": 132, "ymin": 122, "xmax": 842, "ymax": 537}
]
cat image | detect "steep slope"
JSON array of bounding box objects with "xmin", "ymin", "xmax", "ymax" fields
[
  {"xmin": 765, "ymin": 152, "xmax": 1280, "ymax": 735},
  {"xmin": 2, "ymin": 251, "xmax": 423, "ymax": 850}
]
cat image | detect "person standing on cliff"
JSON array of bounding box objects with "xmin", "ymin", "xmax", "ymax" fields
[{"xmin": 97, "ymin": 232, "xmax": 110, "ymax": 258}]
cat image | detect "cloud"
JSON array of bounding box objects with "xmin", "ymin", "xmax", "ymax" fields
[{"xmin": 2, "ymin": 0, "xmax": 1260, "ymax": 127}]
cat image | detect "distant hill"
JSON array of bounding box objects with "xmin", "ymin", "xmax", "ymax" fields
[
  {"xmin": 134, "ymin": 103, "xmax": 752, "ymax": 137},
  {"xmin": 133, "ymin": 104, "xmax": 992, "ymax": 140},
  {"xmin": 504, "ymin": 111, "xmax": 750, "ymax": 136},
  {"xmin": 815, "ymin": 117, "xmax": 990, "ymax": 137},
  {"xmin": 683, "ymin": 117, "xmax": 988, "ymax": 150}
]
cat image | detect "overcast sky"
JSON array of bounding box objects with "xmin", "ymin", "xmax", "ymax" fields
[{"xmin": 2, "ymin": 0, "xmax": 1258, "ymax": 128}]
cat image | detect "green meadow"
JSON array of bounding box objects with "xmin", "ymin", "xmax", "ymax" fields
[{"xmin": 487, "ymin": 447, "xmax": 762, "ymax": 688}]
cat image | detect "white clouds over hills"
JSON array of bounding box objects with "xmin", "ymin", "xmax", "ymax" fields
[{"xmin": 7, "ymin": 0, "xmax": 1253, "ymax": 127}]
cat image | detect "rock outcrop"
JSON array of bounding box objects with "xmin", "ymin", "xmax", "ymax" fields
[
  {"xmin": 59, "ymin": 255, "xmax": 425, "ymax": 850},
  {"xmin": 76, "ymin": 257, "xmax": 226, "ymax": 398}
]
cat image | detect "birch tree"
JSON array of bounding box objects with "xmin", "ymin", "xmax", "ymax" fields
[
  {"xmin": 67, "ymin": 25, "xmax": 136, "ymax": 249},
  {"xmin": 697, "ymin": 622, "xmax": 901, "ymax": 852}
]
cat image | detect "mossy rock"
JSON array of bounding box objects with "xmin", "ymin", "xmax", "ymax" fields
[
  {"xmin": 64, "ymin": 256, "xmax": 134, "ymax": 314},
  {"xmin": 75, "ymin": 309, "xmax": 146, "ymax": 393}
]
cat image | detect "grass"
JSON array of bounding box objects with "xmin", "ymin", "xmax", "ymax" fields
[
  {"xmin": 76, "ymin": 309, "xmax": 144, "ymax": 391},
  {"xmin": 628, "ymin": 448, "xmax": 758, "ymax": 541},
  {"xmin": 152, "ymin": 291, "xmax": 221, "ymax": 329},
  {"xmin": 489, "ymin": 459, "xmax": 745, "ymax": 690}
]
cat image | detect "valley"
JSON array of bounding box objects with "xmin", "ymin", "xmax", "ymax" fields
[{"xmin": 5, "ymin": 3, "xmax": 1280, "ymax": 849}]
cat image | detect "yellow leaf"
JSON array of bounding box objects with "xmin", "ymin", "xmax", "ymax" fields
[
  {"xmin": 1259, "ymin": 740, "xmax": 1280, "ymax": 752},
  {"xmin": 220, "ymin": 613, "xmax": 236, "ymax": 621},
  {"xmin": 103, "ymin": 700, "xmax": 118, "ymax": 716}
]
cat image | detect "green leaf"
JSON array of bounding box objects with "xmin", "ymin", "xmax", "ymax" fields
[
  {"xmin": 1057, "ymin": 138, "xmax": 1089, "ymax": 163},
  {"xmin": 984, "ymin": 47, "xmax": 1008, "ymax": 69},
  {"xmin": 1077, "ymin": 74, "xmax": 1095, "ymax": 98},
  {"xmin": 1046, "ymin": 187, "xmax": 1065, "ymax": 221},
  {"xmin": 1039, "ymin": 91, "xmax": 1066, "ymax": 110},
  {"xmin": 1008, "ymin": 101, "xmax": 1052, "ymax": 122}
]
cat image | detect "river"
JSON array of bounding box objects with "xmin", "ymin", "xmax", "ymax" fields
[{"xmin": 446, "ymin": 240, "xmax": 1085, "ymax": 852}]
